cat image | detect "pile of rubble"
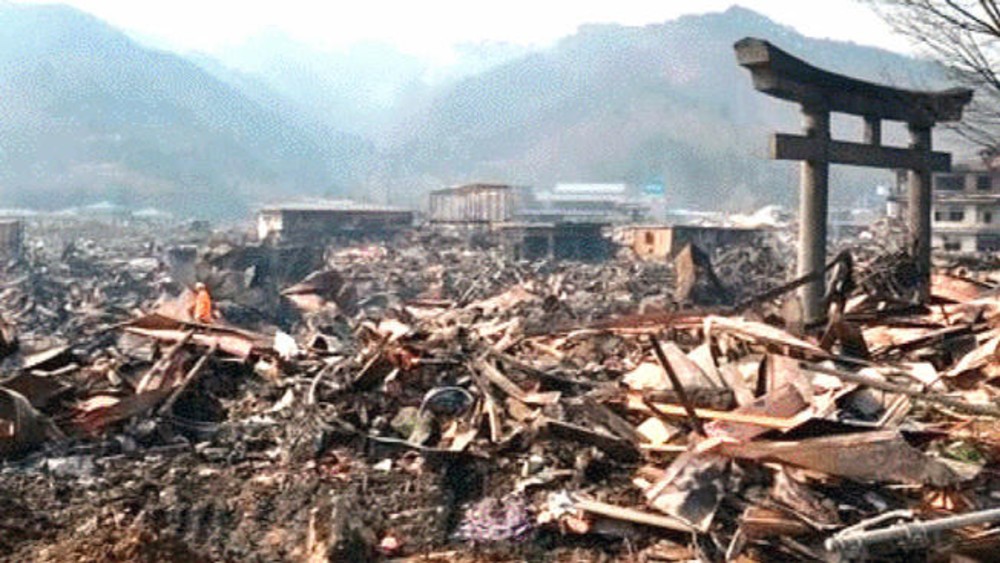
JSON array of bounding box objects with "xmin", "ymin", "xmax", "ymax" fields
[{"xmin": 4, "ymin": 220, "xmax": 1000, "ymax": 561}]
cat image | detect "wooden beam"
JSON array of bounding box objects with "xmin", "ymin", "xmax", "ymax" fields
[
  {"xmin": 625, "ymin": 393, "xmax": 803, "ymax": 431},
  {"xmin": 771, "ymin": 133, "xmax": 951, "ymax": 171},
  {"xmin": 573, "ymin": 497, "xmax": 695, "ymax": 533}
]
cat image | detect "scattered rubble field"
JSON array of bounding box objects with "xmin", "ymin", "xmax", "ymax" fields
[{"xmin": 4, "ymin": 218, "xmax": 1000, "ymax": 562}]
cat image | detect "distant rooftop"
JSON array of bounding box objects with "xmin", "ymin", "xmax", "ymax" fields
[
  {"xmin": 260, "ymin": 199, "xmax": 410, "ymax": 213},
  {"xmin": 623, "ymin": 224, "xmax": 769, "ymax": 232},
  {"xmin": 535, "ymin": 192, "xmax": 627, "ymax": 203},
  {"xmin": 430, "ymin": 183, "xmax": 513, "ymax": 195},
  {"xmin": 553, "ymin": 183, "xmax": 628, "ymax": 194}
]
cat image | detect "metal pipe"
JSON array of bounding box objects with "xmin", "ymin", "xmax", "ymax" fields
[{"xmin": 826, "ymin": 507, "xmax": 1000, "ymax": 556}]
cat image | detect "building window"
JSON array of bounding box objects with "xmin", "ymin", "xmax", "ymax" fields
[
  {"xmin": 983, "ymin": 211, "xmax": 993, "ymax": 224},
  {"xmin": 935, "ymin": 175, "xmax": 964, "ymax": 191},
  {"xmin": 978, "ymin": 175, "xmax": 993, "ymax": 190},
  {"xmin": 978, "ymin": 235, "xmax": 1000, "ymax": 252},
  {"xmin": 645, "ymin": 232, "xmax": 655, "ymax": 245},
  {"xmin": 935, "ymin": 208, "xmax": 966, "ymax": 222},
  {"xmin": 943, "ymin": 239, "xmax": 962, "ymax": 251}
]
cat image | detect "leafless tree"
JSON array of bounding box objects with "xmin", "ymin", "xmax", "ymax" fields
[{"xmin": 868, "ymin": 0, "xmax": 1000, "ymax": 155}]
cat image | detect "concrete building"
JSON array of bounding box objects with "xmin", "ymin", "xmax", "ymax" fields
[
  {"xmin": 890, "ymin": 163, "xmax": 1000, "ymax": 252},
  {"xmin": 257, "ymin": 201, "xmax": 413, "ymax": 245},
  {"xmin": 427, "ymin": 184, "xmax": 525, "ymax": 229},
  {"xmin": 623, "ymin": 224, "xmax": 768, "ymax": 260}
]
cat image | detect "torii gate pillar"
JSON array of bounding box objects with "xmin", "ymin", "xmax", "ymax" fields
[
  {"xmin": 735, "ymin": 38, "xmax": 973, "ymax": 322},
  {"xmin": 799, "ymin": 106, "xmax": 830, "ymax": 317},
  {"xmin": 908, "ymin": 124, "xmax": 933, "ymax": 300}
]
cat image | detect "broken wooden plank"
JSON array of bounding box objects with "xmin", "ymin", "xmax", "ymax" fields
[
  {"xmin": 538, "ymin": 417, "xmax": 640, "ymax": 462},
  {"xmin": 717, "ymin": 430, "xmax": 976, "ymax": 486},
  {"xmin": 158, "ymin": 343, "xmax": 218, "ymax": 416},
  {"xmin": 739, "ymin": 506, "xmax": 813, "ymax": 539},
  {"xmin": 475, "ymin": 358, "xmax": 560, "ymax": 405},
  {"xmin": 650, "ymin": 335, "xmax": 706, "ymax": 435},
  {"xmin": 572, "ymin": 496, "xmax": 694, "ymax": 533},
  {"xmin": 625, "ymin": 392, "xmax": 803, "ymax": 431},
  {"xmin": 803, "ymin": 362, "xmax": 1000, "ymax": 417}
]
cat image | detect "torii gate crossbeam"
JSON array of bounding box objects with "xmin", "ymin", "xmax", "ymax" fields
[{"xmin": 734, "ymin": 37, "xmax": 973, "ymax": 322}]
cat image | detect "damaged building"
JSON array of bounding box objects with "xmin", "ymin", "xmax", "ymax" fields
[
  {"xmin": 496, "ymin": 221, "xmax": 611, "ymax": 262},
  {"xmin": 0, "ymin": 219, "xmax": 24, "ymax": 259},
  {"xmin": 7, "ymin": 35, "xmax": 1000, "ymax": 563},
  {"xmin": 623, "ymin": 224, "xmax": 769, "ymax": 260},
  {"xmin": 256, "ymin": 201, "xmax": 414, "ymax": 245}
]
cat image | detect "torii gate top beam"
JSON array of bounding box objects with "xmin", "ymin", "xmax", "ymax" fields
[{"xmin": 735, "ymin": 37, "xmax": 973, "ymax": 125}]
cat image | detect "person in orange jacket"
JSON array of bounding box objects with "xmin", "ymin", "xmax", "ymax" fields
[{"xmin": 190, "ymin": 282, "xmax": 215, "ymax": 324}]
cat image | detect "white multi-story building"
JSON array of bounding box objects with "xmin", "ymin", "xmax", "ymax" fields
[{"xmin": 890, "ymin": 162, "xmax": 1000, "ymax": 253}]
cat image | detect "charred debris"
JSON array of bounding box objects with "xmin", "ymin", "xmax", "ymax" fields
[{"xmin": 0, "ymin": 211, "xmax": 999, "ymax": 563}]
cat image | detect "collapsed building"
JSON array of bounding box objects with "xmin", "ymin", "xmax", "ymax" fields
[
  {"xmin": 495, "ymin": 221, "xmax": 612, "ymax": 262},
  {"xmin": 623, "ymin": 224, "xmax": 769, "ymax": 260},
  {"xmin": 3, "ymin": 208, "xmax": 1000, "ymax": 562}
]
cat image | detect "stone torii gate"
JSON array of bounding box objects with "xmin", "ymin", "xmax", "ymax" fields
[{"xmin": 734, "ymin": 37, "xmax": 973, "ymax": 322}]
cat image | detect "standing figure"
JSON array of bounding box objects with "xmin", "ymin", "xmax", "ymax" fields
[{"xmin": 190, "ymin": 282, "xmax": 215, "ymax": 324}]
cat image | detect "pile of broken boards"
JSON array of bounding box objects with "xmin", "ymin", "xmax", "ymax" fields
[
  {"xmin": 5, "ymin": 231, "xmax": 1000, "ymax": 561},
  {"xmin": 297, "ymin": 261, "xmax": 1000, "ymax": 561},
  {"xmin": 298, "ymin": 245, "xmax": 1000, "ymax": 560}
]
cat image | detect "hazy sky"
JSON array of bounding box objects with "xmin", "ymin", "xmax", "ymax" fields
[{"xmin": 11, "ymin": 0, "xmax": 910, "ymax": 59}]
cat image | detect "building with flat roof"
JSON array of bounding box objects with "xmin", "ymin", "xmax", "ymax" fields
[
  {"xmin": 890, "ymin": 162, "xmax": 1000, "ymax": 252},
  {"xmin": 257, "ymin": 200, "xmax": 413, "ymax": 245},
  {"xmin": 427, "ymin": 184, "xmax": 525, "ymax": 229},
  {"xmin": 532, "ymin": 183, "xmax": 647, "ymax": 223}
]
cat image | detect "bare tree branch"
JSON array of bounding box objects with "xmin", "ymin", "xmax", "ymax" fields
[{"xmin": 866, "ymin": 0, "xmax": 1000, "ymax": 150}]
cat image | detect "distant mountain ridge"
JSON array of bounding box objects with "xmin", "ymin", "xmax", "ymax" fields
[
  {"xmin": 0, "ymin": 3, "xmax": 372, "ymax": 216},
  {"xmin": 0, "ymin": 4, "xmax": 969, "ymax": 216},
  {"xmin": 378, "ymin": 6, "xmax": 964, "ymax": 210}
]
